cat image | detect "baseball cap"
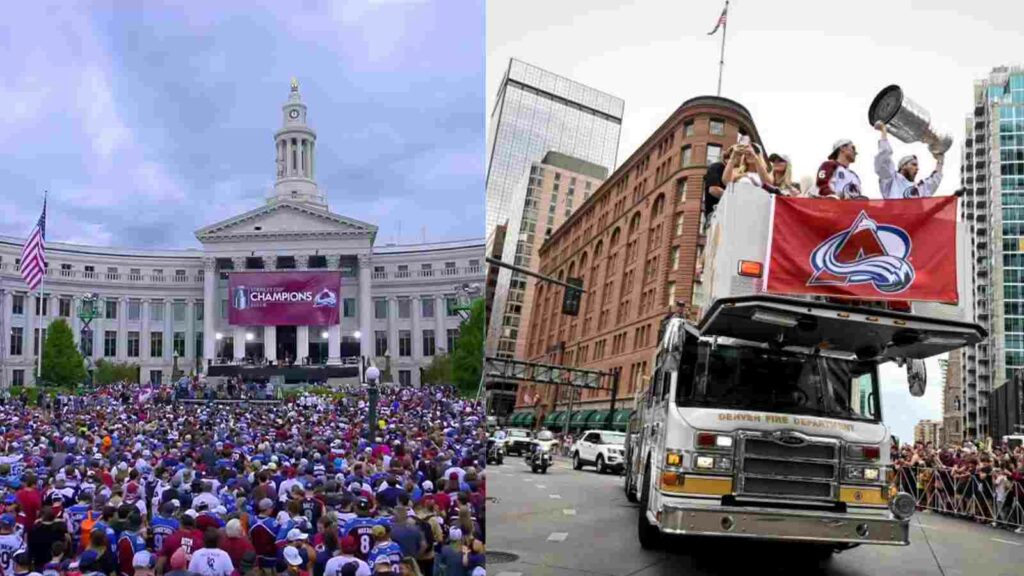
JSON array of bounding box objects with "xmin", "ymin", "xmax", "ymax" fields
[
  {"xmin": 0, "ymin": 514, "xmax": 15, "ymax": 528},
  {"xmin": 258, "ymin": 498, "xmax": 275, "ymax": 511},
  {"xmin": 183, "ymin": 509, "xmax": 198, "ymax": 519},
  {"xmin": 768, "ymin": 153, "xmax": 789, "ymax": 163},
  {"xmin": 448, "ymin": 527, "xmax": 462, "ymax": 541},
  {"xmin": 283, "ymin": 546, "xmax": 303, "ymax": 567},
  {"xmin": 828, "ymin": 139, "xmax": 854, "ymax": 160},
  {"xmin": 132, "ymin": 551, "xmax": 154, "ymax": 569},
  {"xmin": 286, "ymin": 528, "xmax": 308, "ymax": 541},
  {"xmin": 898, "ymin": 154, "xmax": 918, "ymax": 170},
  {"xmin": 421, "ymin": 480, "xmax": 434, "ymax": 493}
]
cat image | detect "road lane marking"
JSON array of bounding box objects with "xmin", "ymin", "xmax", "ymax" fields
[
  {"xmin": 991, "ymin": 537, "xmax": 1022, "ymax": 546},
  {"xmin": 536, "ymin": 484, "xmax": 546, "ymax": 488},
  {"xmin": 496, "ymin": 572, "xmax": 523, "ymax": 576},
  {"xmin": 549, "ymin": 494, "xmax": 562, "ymax": 499},
  {"xmin": 563, "ymin": 508, "xmax": 576, "ymax": 515},
  {"xmin": 547, "ymin": 532, "xmax": 568, "ymax": 541}
]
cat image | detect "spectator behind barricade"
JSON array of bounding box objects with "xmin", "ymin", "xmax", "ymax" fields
[
  {"xmin": 873, "ymin": 121, "xmax": 944, "ymax": 199},
  {"xmin": 723, "ymin": 142, "xmax": 771, "ymax": 189},
  {"xmin": 767, "ymin": 153, "xmax": 801, "ymax": 196},
  {"xmin": 811, "ymin": 139, "xmax": 864, "ymax": 199}
]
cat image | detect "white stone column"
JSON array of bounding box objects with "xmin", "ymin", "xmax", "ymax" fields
[
  {"xmin": 411, "ymin": 296, "xmax": 422, "ymax": 359},
  {"xmin": 265, "ymin": 326, "xmax": 277, "ymax": 362},
  {"xmin": 25, "ymin": 292, "xmax": 36, "ymax": 372},
  {"xmin": 297, "ymin": 326, "xmax": 309, "ymax": 364},
  {"xmin": 164, "ymin": 300, "xmax": 173, "ymax": 366},
  {"xmin": 202, "ymin": 259, "xmax": 216, "ymax": 370},
  {"xmin": 69, "ymin": 295, "xmax": 80, "ymax": 347},
  {"xmin": 233, "ymin": 326, "xmax": 245, "ymax": 360},
  {"xmin": 387, "ymin": 297, "xmax": 398, "ymax": 360},
  {"xmin": 0, "ymin": 291, "xmax": 10, "ymax": 365},
  {"xmin": 287, "ymin": 139, "xmax": 293, "ymax": 175},
  {"xmin": 141, "ymin": 299, "xmax": 151, "ymax": 358},
  {"xmin": 186, "ymin": 298, "xmax": 196, "ymax": 364},
  {"xmin": 310, "ymin": 140, "xmax": 315, "ymax": 180},
  {"xmin": 435, "ymin": 295, "xmax": 446, "ymax": 355},
  {"xmin": 358, "ymin": 255, "xmax": 372, "ymax": 359},
  {"xmin": 328, "ymin": 325, "xmax": 340, "ymax": 363},
  {"xmin": 117, "ymin": 297, "xmax": 127, "ymax": 361}
]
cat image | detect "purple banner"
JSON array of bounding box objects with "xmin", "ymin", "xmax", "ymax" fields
[{"xmin": 228, "ymin": 271, "xmax": 341, "ymax": 326}]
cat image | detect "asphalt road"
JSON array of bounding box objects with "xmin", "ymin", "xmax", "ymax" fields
[{"xmin": 487, "ymin": 456, "xmax": 1024, "ymax": 576}]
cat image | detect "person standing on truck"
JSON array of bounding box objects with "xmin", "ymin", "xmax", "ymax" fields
[
  {"xmin": 811, "ymin": 139, "xmax": 864, "ymax": 199},
  {"xmin": 873, "ymin": 121, "xmax": 944, "ymax": 199}
]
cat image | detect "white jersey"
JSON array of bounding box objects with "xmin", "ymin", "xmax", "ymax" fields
[
  {"xmin": 875, "ymin": 139, "xmax": 943, "ymax": 199},
  {"xmin": 813, "ymin": 160, "xmax": 863, "ymax": 199},
  {"xmin": 0, "ymin": 532, "xmax": 24, "ymax": 576},
  {"xmin": 324, "ymin": 555, "xmax": 371, "ymax": 576},
  {"xmin": 187, "ymin": 548, "xmax": 234, "ymax": 576}
]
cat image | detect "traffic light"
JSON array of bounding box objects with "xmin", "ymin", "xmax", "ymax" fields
[{"xmin": 561, "ymin": 277, "xmax": 584, "ymax": 316}]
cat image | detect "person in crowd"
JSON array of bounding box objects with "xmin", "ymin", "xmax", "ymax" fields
[
  {"xmin": 873, "ymin": 121, "xmax": 944, "ymax": 199},
  {"xmin": 323, "ymin": 537, "xmax": 369, "ymax": 576},
  {"xmin": 723, "ymin": 142, "xmax": 772, "ymax": 188},
  {"xmin": 811, "ymin": 139, "xmax": 864, "ymax": 199},
  {"xmin": 366, "ymin": 525, "xmax": 402, "ymax": 573},
  {"xmin": 216, "ymin": 520, "xmax": 253, "ymax": 571},
  {"xmin": 0, "ymin": 515, "xmax": 25, "ymax": 576},
  {"xmin": 186, "ymin": 529, "xmax": 233, "ymax": 576},
  {"xmin": 766, "ymin": 153, "xmax": 801, "ymax": 196}
]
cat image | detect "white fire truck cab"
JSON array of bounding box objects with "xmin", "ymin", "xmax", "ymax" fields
[{"xmin": 624, "ymin": 183, "xmax": 984, "ymax": 555}]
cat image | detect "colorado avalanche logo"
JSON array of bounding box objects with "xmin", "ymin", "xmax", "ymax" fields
[
  {"xmin": 808, "ymin": 211, "xmax": 914, "ymax": 293},
  {"xmin": 313, "ymin": 288, "xmax": 338, "ymax": 308}
]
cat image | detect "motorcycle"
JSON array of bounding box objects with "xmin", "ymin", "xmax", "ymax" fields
[
  {"xmin": 526, "ymin": 444, "xmax": 551, "ymax": 474},
  {"xmin": 486, "ymin": 438, "xmax": 504, "ymax": 465}
]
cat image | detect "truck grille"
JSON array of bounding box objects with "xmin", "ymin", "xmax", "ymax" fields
[{"xmin": 737, "ymin": 431, "xmax": 839, "ymax": 502}]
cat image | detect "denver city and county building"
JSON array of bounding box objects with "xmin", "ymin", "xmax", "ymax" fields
[{"xmin": 0, "ymin": 82, "xmax": 483, "ymax": 388}]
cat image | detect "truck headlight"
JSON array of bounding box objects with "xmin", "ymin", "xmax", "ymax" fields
[
  {"xmin": 845, "ymin": 466, "xmax": 881, "ymax": 482},
  {"xmin": 714, "ymin": 457, "xmax": 733, "ymax": 471},
  {"xmin": 863, "ymin": 468, "xmax": 880, "ymax": 481},
  {"xmin": 665, "ymin": 450, "xmax": 683, "ymax": 469},
  {"xmin": 695, "ymin": 455, "xmax": 715, "ymax": 469}
]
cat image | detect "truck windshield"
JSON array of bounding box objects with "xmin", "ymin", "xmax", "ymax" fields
[{"xmin": 677, "ymin": 342, "xmax": 880, "ymax": 422}]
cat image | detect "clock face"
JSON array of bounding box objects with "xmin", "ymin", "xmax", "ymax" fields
[{"xmin": 289, "ymin": 109, "xmax": 300, "ymax": 119}]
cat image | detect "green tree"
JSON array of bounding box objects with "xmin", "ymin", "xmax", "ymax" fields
[
  {"xmin": 93, "ymin": 359, "xmax": 140, "ymax": 385},
  {"xmin": 451, "ymin": 298, "xmax": 484, "ymax": 397},
  {"xmin": 39, "ymin": 319, "xmax": 86, "ymax": 387},
  {"xmin": 421, "ymin": 353, "xmax": 453, "ymax": 385}
]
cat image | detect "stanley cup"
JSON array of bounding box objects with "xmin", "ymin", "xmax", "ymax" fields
[
  {"xmin": 868, "ymin": 85, "xmax": 953, "ymax": 156},
  {"xmin": 233, "ymin": 286, "xmax": 248, "ymax": 310}
]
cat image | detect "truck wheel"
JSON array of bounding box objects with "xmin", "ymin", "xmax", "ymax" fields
[
  {"xmin": 572, "ymin": 452, "xmax": 582, "ymax": 470},
  {"xmin": 625, "ymin": 470, "xmax": 638, "ymax": 503},
  {"xmin": 638, "ymin": 460, "xmax": 660, "ymax": 550},
  {"xmin": 596, "ymin": 455, "xmax": 606, "ymax": 474}
]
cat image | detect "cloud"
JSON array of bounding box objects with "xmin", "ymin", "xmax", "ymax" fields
[{"xmin": 880, "ymin": 354, "xmax": 947, "ymax": 444}]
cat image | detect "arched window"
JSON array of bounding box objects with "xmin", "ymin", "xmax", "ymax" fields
[
  {"xmin": 593, "ymin": 240, "xmax": 604, "ymax": 259},
  {"xmin": 651, "ymin": 193, "xmax": 666, "ymax": 218},
  {"xmin": 578, "ymin": 252, "xmax": 588, "ymax": 272},
  {"xmin": 628, "ymin": 212, "xmax": 642, "ymax": 236},
  {"xmin": 609, "ymin": 227, "xmax": 621, "ymax": 247}
]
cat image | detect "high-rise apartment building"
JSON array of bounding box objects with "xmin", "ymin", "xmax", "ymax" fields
[
  {"xmin": 513, "ymin": 97, "xmax": 763, "ymax": 421},
  {"xmin": 941, "ymin": 356, "xmax": 964, "ymax": 446},
  {"xmin": 488, "ymin": 152, "xmax": 608, "ymax": 358},
  {"xmin": 914, "ymin": 420, "xmax": 943, "ymax": 446},
  {"xmin": 959, "ymin": 66, "xmax": 1024, "ymax": 440},
  {"xmin": 486, "ymin": 59, "xmax": 623, "ymax": 236}
]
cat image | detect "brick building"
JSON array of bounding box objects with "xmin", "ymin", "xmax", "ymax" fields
[{"xmin": 515, "ymin": 96, "xmax": 764, "ymax": 420}]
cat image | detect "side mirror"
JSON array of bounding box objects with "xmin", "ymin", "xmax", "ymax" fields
[{"xmin": 907, "ymin": 359, "xmax": 927, "ymax": 397}]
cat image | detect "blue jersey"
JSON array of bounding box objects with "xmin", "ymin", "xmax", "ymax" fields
[
  {"xmin": 342, "ymin": 517, "xmax": 387, "ymax": 561},
  {"xmin": 150, "ymin": 515, "xmax": 180, "ymax": 551},
  {"xmin": 66, "ymin": 504, "xmax": 91, "ymax": 548},
  {"xmin": 368, "ymin": 542, "xmax": 402, "ymax": 573}
]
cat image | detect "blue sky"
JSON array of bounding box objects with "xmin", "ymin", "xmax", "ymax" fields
[{"xmin": 0, "ymin": 0, "xmax": 484, "ymax": 249}]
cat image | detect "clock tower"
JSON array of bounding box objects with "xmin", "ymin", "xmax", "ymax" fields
[{"xmin": 272, "ymin": 78, "xmax": 324, "ymax": 208}]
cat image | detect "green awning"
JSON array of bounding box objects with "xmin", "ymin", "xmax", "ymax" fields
[
  {"xmin": 521, "ymin": 411, "xmax": 536, "ymax": 426},
  {"xmin": 543, "ymin": 410, "xmax": 566, "ymax": 427},
  {"xmin": 551, "ymin": 410, "xmax": 569, "ymax": 426},
  {"xmin": 569, "ymin": 409, "xmax": 596, "ymax": 428},
  {"xmin": 587, "ymin": 410, "xmax": 612, "ymax": 429},
  {"xmin": 611, "ymin": 409, "xmax": 633, "ymax": 430},
  {"xmin": 510, "ymin": 412, "xmax": 526, "ymax": 426}
]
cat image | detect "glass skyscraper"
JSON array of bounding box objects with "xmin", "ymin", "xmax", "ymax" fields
[
  {"xmin": 960, "ymin": 66, "xmax": 1024, "ymax": 440},
  {"xmin": 486, "ymin": 59, "xmax": 624, "ymax": 236}
]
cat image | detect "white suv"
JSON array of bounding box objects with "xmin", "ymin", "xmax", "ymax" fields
[{"xmin": 571, "ymin": 430, "xmax": 627, "ymax": 474}]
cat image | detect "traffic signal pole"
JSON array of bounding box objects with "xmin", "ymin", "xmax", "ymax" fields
[{"xmin": 486, "ymin": 257, "xmax": 587, "ymax": 293}]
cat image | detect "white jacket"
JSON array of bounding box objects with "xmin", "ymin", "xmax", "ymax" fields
[{"xmin": 875, "ymin": 139, "xmax": 942, "ymax": 199}]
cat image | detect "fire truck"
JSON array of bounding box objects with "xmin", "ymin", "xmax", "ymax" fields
[{"xmin": 623, "ymin": 183, "xmax": 983, "ymax": 555}]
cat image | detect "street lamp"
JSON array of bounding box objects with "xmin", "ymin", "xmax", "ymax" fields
[
  {"xmin": 77, "ymin": 292, "xmax": 100, "ymax": 388},
  {"xmin": 365, "ymin": 366, "xmax": 380, "ymax": 442},
  {"xmin": 353, "ymin": 331, "xmax": 362, "ymax": 340}
]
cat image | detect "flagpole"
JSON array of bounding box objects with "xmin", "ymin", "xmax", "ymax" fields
[
  {"xmin": 717, "ymin": 0, "xmax": 729, "ymax": 96},
  {"xmin": 35, "ymin": 191, "xmax": 46, "ymax": 386}
]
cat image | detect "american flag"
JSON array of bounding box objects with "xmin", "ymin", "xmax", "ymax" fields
[
  {"xmin": 20, "ymin": 198, "xmax": 47, "ymax": 292},
  {"xmin": 708, "ymin": 2, "xmax": 728, "ymax": 35}
]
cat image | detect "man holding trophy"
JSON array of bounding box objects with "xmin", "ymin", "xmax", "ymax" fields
[
  {"xmin": 874, "ymin": 120, "xmax": 944, "ymax": 199},
  {"xmin": 868, "ymin": 84, "xmax": 952, "ymax": 199}
]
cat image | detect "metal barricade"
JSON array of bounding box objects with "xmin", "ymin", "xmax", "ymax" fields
[{"xmin": 891, "ymin": 465, "xmax": 1024, "ymax": 530}]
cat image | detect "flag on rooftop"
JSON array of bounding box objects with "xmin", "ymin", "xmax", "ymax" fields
[{"xmin": 20, "ymin": 197, "xmax": 47, "ymax": 292}]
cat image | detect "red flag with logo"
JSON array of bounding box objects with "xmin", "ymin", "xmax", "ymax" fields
[{"xmin": 765, "ymin": 197, "xmax": 958, "ymax": 303}]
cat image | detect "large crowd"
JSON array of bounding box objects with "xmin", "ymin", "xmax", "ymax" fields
[
  {"xmin": 891, "ymin": 439, "xmax": 1024, "ymax": 533},
  {"xmin": 0, "ymin": 381, "xmax": 487, "ymax": 576}
]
